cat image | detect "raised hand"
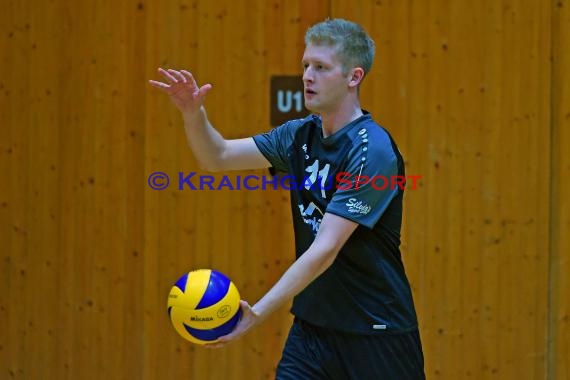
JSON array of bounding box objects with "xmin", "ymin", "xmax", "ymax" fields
[{"xmin": 149, "ymin": 68, "xmax": 212, "ymax": 115}]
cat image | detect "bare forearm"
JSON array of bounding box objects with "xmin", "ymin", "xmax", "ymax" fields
[
  {"xmin": 251, "ymin": 214, "xmax": 358, "ymax": 324},
  {"xmin": 183, "ymin": 107, "xmax": 227, "ymax": 171},
  {"xmin": 251, "ymin": 244, "xmax": 336, "ymax": 321},
  {"xmin": 210, "ymin": 214, "xmax": 358, "ymax": 347},
  {"xmin": 151, "ymin": 69, "xmax": 269, "ymax": 173}
]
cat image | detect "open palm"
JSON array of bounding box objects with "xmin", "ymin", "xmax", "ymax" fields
[{"xmin": 149, "ymin": 68, "xmax": 212, "ymax": 114}]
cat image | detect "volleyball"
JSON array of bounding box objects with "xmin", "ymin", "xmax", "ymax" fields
[{"xmin": 167, "ymin": 269, "xmax": 242, "ymax": 345}]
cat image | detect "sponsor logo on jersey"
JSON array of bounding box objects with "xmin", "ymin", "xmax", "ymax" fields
[
  {"xmin": 298, "ymin": 202, "xmax": 323, "ymax": 234},
  {"xmin": 346, "ymin": 198, "xmax": 371, "ymax": 215}
]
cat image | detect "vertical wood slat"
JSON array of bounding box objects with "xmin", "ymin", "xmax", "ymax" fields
[
  {"xmin": 551, "ymin": 1, "xmax": 570, "ymax": 379},
  {"xmin": 28, "ymin": 1, "xmax": 63, "ymax": 379},
  {"xmin": 478, "ymin": 1, "xmax": 504, "ymax": 378},
  {"xmin": 1, "ymin": 0, "xmax": 32, "ymax": 378},
  {"xmin": 496, "ymin": 1, "xmax": 550, "ymax": 378}
]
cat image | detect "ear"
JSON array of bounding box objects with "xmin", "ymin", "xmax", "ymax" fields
[{"xmin": 348, "ymin": 67, "xmax": 365, "ymax": 88}]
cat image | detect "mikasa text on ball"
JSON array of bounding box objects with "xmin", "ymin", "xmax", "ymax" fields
[{"xmin": 167, "ymin": 269, "xmax": 241, "ymax": 345}]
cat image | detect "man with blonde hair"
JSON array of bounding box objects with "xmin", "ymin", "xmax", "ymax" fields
[{"xmin": 150, "ymin": 18, "xmax": 425, "ymax": 380}]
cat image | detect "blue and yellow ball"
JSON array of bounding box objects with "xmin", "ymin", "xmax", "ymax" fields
[{"xmin": 167, "ymin": 269, "xmax": 241, "ymax": 345}]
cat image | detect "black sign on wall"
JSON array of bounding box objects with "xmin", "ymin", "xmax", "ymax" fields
[{"xmin": 270, "ymin": 76, "xmax": 309, "ymax": 126}]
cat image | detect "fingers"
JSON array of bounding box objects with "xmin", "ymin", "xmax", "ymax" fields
[
  {"xmin": 158, "ymin": 68, "xmax": 179, "ymax": 83},
  {"xmin": 180, "ymin": 70, "xmax": 212, "ymax": 96},
  {"xmin": 157, "ymin": 67, "xmax": 192, "ymax": 85},
  {"xmin": 148, "ymin": 80, "xmax": 170, "ymax": 89},
  {"xmin": 204, "ymin": 342, "xmax": 225, "ymax": 349},
  {"xmin": 167, "ymin": 69, "xmax": 187, "ymax": 83},
  {"xmin": 150, "ymin": 68, "xmax": 212, "ymax": 100},
  {"xmin": 202, "ymin": 301, "xmax": 254, "ymax": 349},
  {"xmin": 204, "ymin": 335, "xmax": 231, "ymax": 349},
  {"xmin": 199, "ymin": 83, "xmax": 213, "ymax": 97},
  {"xmin": 180, "ymin": 70, "xmax": 194, "ymax": 83}
]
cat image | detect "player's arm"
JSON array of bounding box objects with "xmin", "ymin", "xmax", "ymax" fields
[
  {"xmin": 209, "ymin": 212, "xmax": 358, "ymax": 347},
  {"xmin": 149, "ymin": 68, "xmax": 270, "ymax": 172}
]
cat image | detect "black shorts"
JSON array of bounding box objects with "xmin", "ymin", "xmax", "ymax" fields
[{"xmin": 276, "ymin": 318, "xmax": 425, "ymax": 380}]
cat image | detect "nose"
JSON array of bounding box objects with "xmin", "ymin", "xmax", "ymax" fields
[{"xmin": 302, "ymin": 67, "xmax": 313, "ymax": 83}]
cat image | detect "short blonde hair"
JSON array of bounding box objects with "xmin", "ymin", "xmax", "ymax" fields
[{"xmin": 305, "ymin": 18, "xmax": 375, "ymax": 75}]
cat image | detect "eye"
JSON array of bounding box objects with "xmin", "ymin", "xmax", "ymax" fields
[{"xmin": 302, "ymin": 63, "xmax": 309, "ymax": 70}]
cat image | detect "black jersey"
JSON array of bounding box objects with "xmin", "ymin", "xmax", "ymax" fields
[{"xmin": 253, "ymin": 112, "xmax": 418, "ymax": 334}]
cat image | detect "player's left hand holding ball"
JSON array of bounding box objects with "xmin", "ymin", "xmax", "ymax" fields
[{"xmin": 205, "ymin": 300, "xmax": 261, "ymax": 348}]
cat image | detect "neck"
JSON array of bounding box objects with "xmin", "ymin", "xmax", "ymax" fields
[{"xmin": 320, "ymin": 101, "xmax": 363, "ymax": 138}]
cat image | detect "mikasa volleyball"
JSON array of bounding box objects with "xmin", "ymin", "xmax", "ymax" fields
[{"xmin": 167, "ymin": 269, "xmax": 241, "ymax": 345}]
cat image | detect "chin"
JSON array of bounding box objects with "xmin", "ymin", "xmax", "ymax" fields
[{"xmin": 304, "ymin": 101, "xmax": 319, "ymax": 114}]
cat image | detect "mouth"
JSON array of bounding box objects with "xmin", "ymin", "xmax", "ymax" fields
[{"xmin": 305, "ymin": 89, "xmax": 316, "ymax": 96}]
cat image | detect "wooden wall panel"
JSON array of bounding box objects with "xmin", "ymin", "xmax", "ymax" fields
[
  {"xmin": 1, "ymin": 0, "xmax": 68, "ymax": 378},
  {"xmin": 1, "ymin": 0, "xmax": 149, "ymax": 378},
  {"xmin": 1, "ymin": 0, "xmax": 569, "ymax": 379},
  {"xmin": 551, "ymin": 1, "xmax": 570, "ymax": 379},
  {"xmin": 332, "ymin": 1, "xmax": 552, "ymax": 379}
]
